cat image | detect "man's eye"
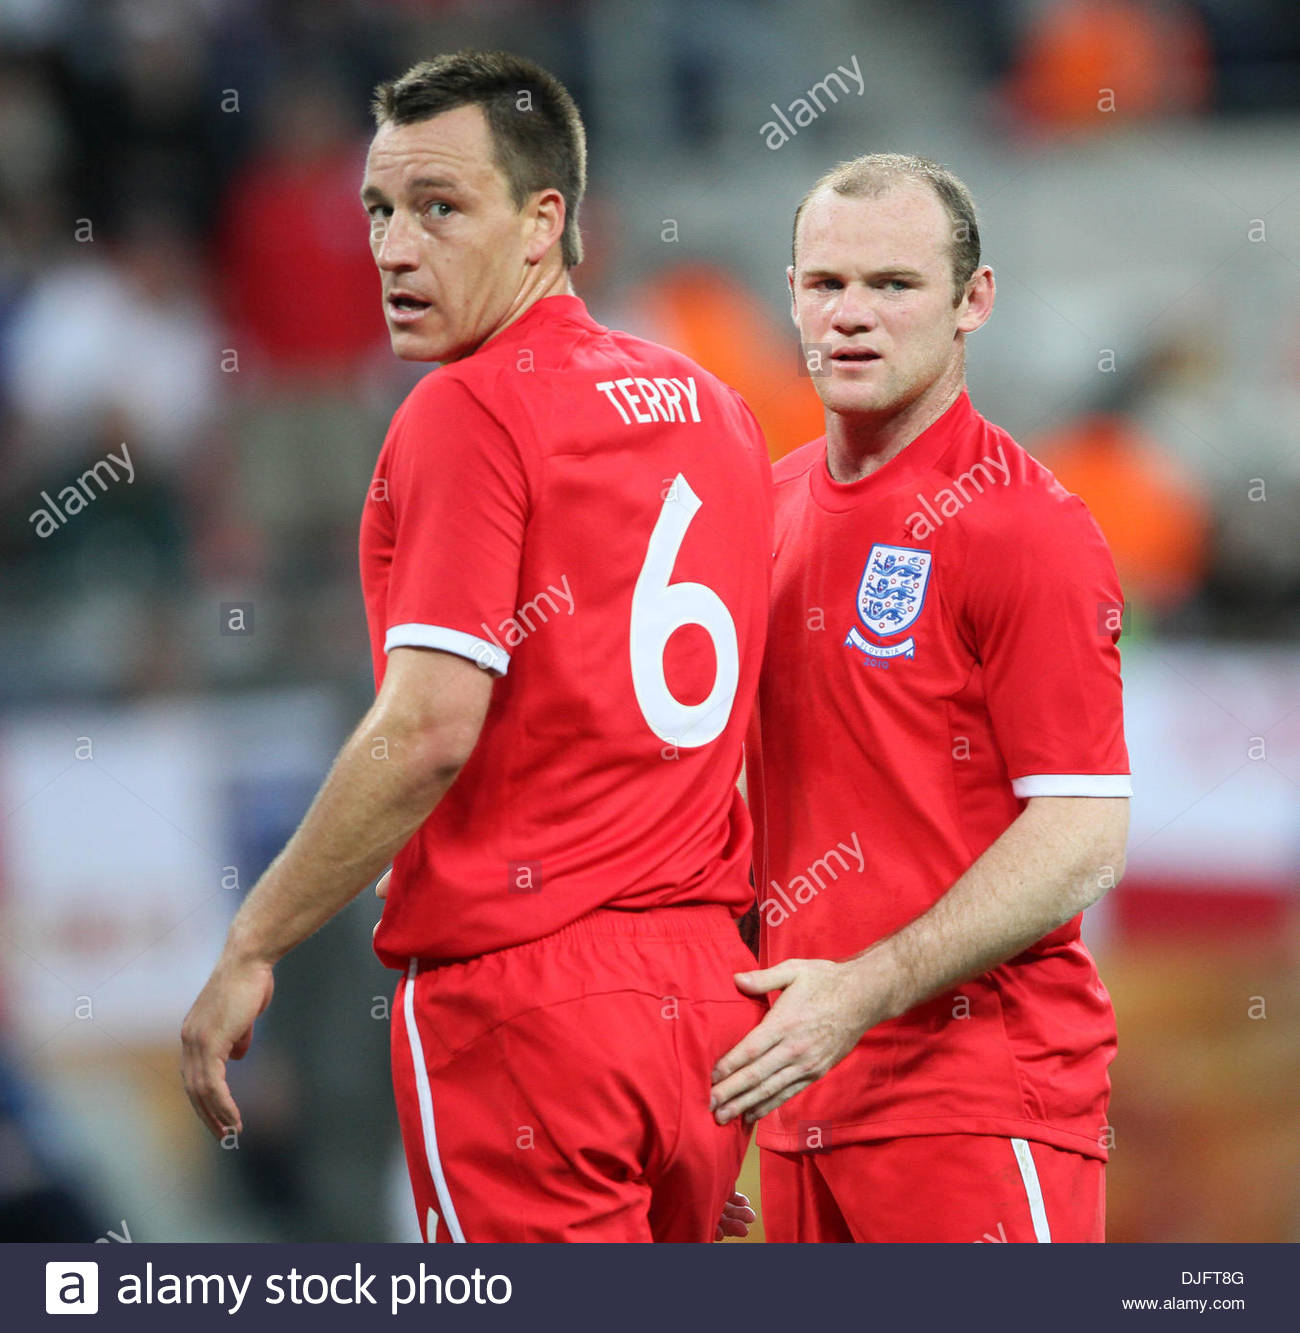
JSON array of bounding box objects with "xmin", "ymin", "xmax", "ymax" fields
[
  {"xmin": 814, "ymin": 279, "xmax": 842, "ymax": 291},
  {"xmin": 366, "ymin": 204, "xmax": 391, "ymax": 219},
  {"xmin": 426, "ymin": 201, "xmax": 454, "ymax": 218}
]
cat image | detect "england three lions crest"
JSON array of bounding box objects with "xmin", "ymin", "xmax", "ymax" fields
[{"xmin": 845, "ymin": 543, "xmax": 932, "ymax": 662}]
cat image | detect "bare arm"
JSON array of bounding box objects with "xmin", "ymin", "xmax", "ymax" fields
[
  {"xmin": 710, "ymin": 795, "xmax": 1128, "ymax": 1124},
  {"xmin": 860, "ymin": 795, "xmax": 1127, "ymax": 1016},
  {"xmin": 181, "ymin": 647, "xmax": 492, "ymax": 1139}
]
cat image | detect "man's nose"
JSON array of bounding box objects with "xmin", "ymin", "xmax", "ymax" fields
[
  {"xmin": 831, "ymin": 288, "xmax": 877, "ymax": 334},
  {"xmin": 373, "ymin": 211, "xmax": 418, "ymax": 271}
]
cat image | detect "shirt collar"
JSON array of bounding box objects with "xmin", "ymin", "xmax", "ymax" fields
[
  {"xmin": 480, "ymin": 292, "xmax": 603, "ymax": 354},
  {"xmin": 808, "ymin": 390, "xmax": 977, "ymax": 513}
]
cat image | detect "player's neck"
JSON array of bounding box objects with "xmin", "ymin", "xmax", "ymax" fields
[
  {"xmin": 824, "ymin": 365, "xmax": 966, "ymax": 484},
  {"xmin": 480, "ymin": 263, "xmax": 576, "ymax": 351}
]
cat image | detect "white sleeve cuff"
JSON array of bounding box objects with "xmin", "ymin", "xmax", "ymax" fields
[
  {"xmin": 384, "ymin": 623, "xmax": 510, "ymax": 676},
  {"xmin": 1012, "ymin": 773, "xmax": 1133, "ymax": 798}
]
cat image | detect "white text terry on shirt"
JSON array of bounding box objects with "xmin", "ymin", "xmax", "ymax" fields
[{"xmin": 595, "ymin": 376, "xmax": 700, "ymax": 424}]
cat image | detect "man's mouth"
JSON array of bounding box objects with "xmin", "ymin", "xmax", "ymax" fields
[
  {"xmin": 387, "ymin": 291, "xmax": 432, "ymax": 323},
  {"xmin": 832, "ymin": 347, "xmax": 881, "ymax": 363}
]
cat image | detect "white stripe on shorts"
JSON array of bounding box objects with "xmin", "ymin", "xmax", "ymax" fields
[
  {"xmin": 402, "ymin": 958, "xmax": 466, "ymax": 1242},
  {"xmin": 1010, "ymin": 1137, "xmax": 1052, "ymax": 1243}
]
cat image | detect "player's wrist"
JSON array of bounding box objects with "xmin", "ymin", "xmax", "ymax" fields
[
  {"xmin": 841, "ymin": 942, "xmax": 911, "ymax": 1029},
  {"xmin": 224, "ymin": 918, "xmax": 281, "ymax": 969}
]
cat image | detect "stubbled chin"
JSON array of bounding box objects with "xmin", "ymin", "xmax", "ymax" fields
[
  {"xmin": 390, "ymin": 331, "xmax": 448, "ymax": 363},
  {"xmin": 816, "ymin": 382, "xmax": 888, "ymax": 413}
]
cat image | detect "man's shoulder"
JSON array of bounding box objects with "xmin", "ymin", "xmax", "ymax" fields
[
  {"xmin": 398, "ymin": 362, "xmax": 468, "ymax": 407},
  {"xmin": 423, "ymin": 320, "xmax": 753, "ymax": 423},
  {"xmin": 395, "ymin": 362, "xmax": 507, "ymax": 428},
  {"xmin": 773, "ymin": 437, "xmax": 825, "ymax": 486},
  {"xmin": 595, "ymin": 323, "xmax": 760, "ymax": 419},
  {"xmin": 939, "ymin": 411, "xmax": 1093, "ymax": 543},
  {"xmin": 379, "ymin": 368, "xmax": 518, "ymax": 474}
]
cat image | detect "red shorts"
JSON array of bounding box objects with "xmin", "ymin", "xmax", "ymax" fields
[
  {"xmin": 761, "ymin": 1134, "xmax": 1105, "ymax": 1242},
  {"xmin": 391, "ymin": 903, "xmax": 763, "ymax": 1242}
]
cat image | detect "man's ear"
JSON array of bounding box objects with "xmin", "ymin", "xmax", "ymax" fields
[
  {"xmin": 525, "ymin": 188, "xmax": 566, "ymax": 265},
  {"xmin": 787, "ymin": 265, "xmax": 798, "ymax": 325},
  {"xmin": 957, "ymin": 265, "xmax": 995, "ymax": 335}
]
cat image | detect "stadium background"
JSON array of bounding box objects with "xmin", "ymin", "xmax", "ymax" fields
[{"xmin": 1, "ymin": 0, "xmax": 1297, "ymax": 1243}]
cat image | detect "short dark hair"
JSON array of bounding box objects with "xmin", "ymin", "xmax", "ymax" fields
[
  {"xmin": 372, "ymin": 50, "xmax": 587, "ymax": 267},
  {"xmin": 792, "ymin": 153, "xmax": 980, "ymax": 303}
]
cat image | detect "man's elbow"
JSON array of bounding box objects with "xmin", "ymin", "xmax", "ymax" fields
[
  {"xmin": 363, "ymin": 710, "xmax": 482, "ymax": 795},
  {"xmin": 1082, "ymin": 803, "xmax": 1130, "ymax": 909},
  {"xmin": 406, "ymin": 719, "xmax": 480, "ymax": 789},
  {"xmin": 372, "ymin": 647, "xmax": 493, "ymax": 793},
  {"xmin": 1084, "ymin": 850, "xmax": 1126, "ymax": 910}
]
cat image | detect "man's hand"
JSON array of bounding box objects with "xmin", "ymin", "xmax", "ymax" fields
[
  {"xmin": 180, "ymin": 953, "xmax": 275, "ymax": 1141},
  {"xmin": 714, "ymin": 1190, "xmax": 756, "ymax": 1241},
  {"xmin": 710, "ymin": 958, "xmax": 882, "ymax": 1126},
  {"xmin": 178, "ymin": 648, "xmax": 490, "ymax": 1143},
  {"xmin": 710, "ymin": 799, "xmax": 1129, "ymax": 1129}
]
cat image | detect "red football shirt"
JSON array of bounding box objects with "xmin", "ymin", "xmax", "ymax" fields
[
  {"xmin": 748, "ymin": 390, "xmax": 1129, "ymax": 1160},
  {"xmin": 362, "ymin": 295, "xmax": 773, "ymax": 965}
]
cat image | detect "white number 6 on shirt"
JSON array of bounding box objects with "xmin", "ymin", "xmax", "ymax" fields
[{"xmin": 630, "ymin": 473, "xmax": 739, "ymax": 748}]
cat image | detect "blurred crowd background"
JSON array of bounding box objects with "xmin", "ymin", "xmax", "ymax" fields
[{"xmin": 1, "ymin": 0, "xmax": 1297, "ymax": 1244}]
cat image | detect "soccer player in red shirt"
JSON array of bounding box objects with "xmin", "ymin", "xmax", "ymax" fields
[
  {"xmin": 709, "ymin": 155, "xmax": 1131, "ymax": 1242},
  {"xmin": 181, "ymin": 51, "xmax": 771, "ymax": 1243}
]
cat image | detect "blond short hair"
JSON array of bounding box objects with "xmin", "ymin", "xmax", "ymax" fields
[{"xmin": 792, "ymin": 153, "xmax": 980, "ymax": 303}]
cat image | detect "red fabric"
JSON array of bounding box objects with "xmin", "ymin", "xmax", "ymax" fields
[
  {"xmin": 363, "ymin": 295, "xmax": 773, "ymax": 964},
  {"xmin": 761, "ymin": 1134, "xmax": 1105, "ymax": 1242},
  {"xmin": 749, "ymin": 392, "xmax": 1125, "ymax": 1159},
  {"xmin": 391, "ymin": 905, "xmax": 762, "ymax": 1242}
]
